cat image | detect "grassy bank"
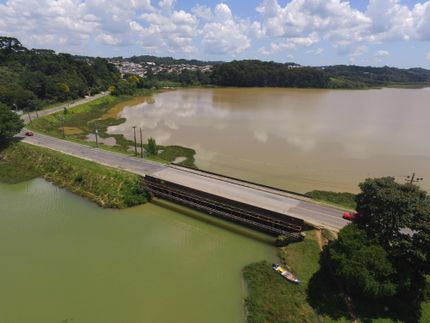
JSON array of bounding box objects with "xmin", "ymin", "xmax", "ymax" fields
[
  {"xmin": 27, "ymin": 91, "xmax": 197, "ymax": 168},
  {"xmin": 243, "ymin": 227, "xmax": 430, "ymax": 323},
  {"xmin": 243, "ymin": 230, "xmax": 347, "ymax": 323},
  {"xmin": 0, "ymin": 158, "xmax": 39, "ymax": 183},
  {"xmin": 0, "ymin": 143, "xmax": 149, "ymax": 208},
  {"xmin": 306, "ymin": 190, "xmax": 356, "ymax": 210}
]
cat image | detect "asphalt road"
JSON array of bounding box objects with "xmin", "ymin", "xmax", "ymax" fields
[
  {"xmin": 20, "ymin": 132, "xmax": 349, "ymax": 231},
  {"xmin": 21, "ymin": 92, "xmax": 109, "ymax": 124},
  {"xmin": 17, "ymin": 92, "xmax": 350, "ymax": 232}
]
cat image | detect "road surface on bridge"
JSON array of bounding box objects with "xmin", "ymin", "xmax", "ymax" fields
[{"xmin": 20, "ymin": 132, "xmax": 349, "ymax": 231}]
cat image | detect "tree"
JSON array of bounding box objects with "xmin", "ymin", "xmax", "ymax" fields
[
  {"xmin": 111, "ymin": 80, "xmax": 135, "ymax": 96},
  {"xmin": 327, "ymin": 224, "xmax": 397, "ymax": 299},
  {"xmin": 0, "ymin": 102, "xmax": 24, "ymax": 146},
  {"xmin": 146, "ymin": 137, "xmax": 158, "ymax": 156},
  {"xmin": 0, "ymin": 36, "xmax": 26, "ymax": 53},
  {"xmin": 320, "ymin": 177, "xmax": 430, "ymax": 319},
  {"xmin": 355, "ymin": 177, "xmax": 430, "ymax": 272}
]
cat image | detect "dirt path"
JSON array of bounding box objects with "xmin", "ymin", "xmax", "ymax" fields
[{"xmin": 315, "ymin": 229, "xmax": 323, "ymax": 251}]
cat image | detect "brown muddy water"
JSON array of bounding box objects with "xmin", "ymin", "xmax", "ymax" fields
[{"xmin": 108, "ymin": 87, "xmax": 430, "ymax": 193}]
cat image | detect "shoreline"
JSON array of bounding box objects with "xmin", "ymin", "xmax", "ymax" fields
[{"xmin": 0, "ymin": 143, "xmax": 149, "ymax": 208}]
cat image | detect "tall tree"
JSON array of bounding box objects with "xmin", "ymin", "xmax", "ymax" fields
[
  {"xmin": 327, "ymin": 224, "xmax": 397, "ymax": 298},
  {"xmin": 0, "ymin": 102, "xmax": 24, "ymax": 146}
]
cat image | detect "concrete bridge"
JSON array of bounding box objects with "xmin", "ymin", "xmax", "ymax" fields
[{"xmin": 20, "ymin": 132, "xmax": 349, "ymax": 234}]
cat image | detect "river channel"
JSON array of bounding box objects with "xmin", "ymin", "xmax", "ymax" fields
[
  {"xmin": 0, "ymin": 179, "xmax": 275, "ymax": 323},
  {"xmin": 108, "ymin": 87, "xmax": 430, "ymax": 193}
]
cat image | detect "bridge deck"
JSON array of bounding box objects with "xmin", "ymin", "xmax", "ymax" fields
[{"xmin": 152, "ymin": 166, "xmax": 348, "ymax": 231}]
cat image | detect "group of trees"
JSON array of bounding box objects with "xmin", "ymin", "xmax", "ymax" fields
[
  {"xmin": 324, "ymin": 177, "xmax": 430, "ymax": 318},
  {"xmin": 211, "ymin": 60, "xmax": 330, "ymax": 88},
  {"xmin": 323, "ymin": 65, "xmax": 430, "ymax": 86},
  {"xmin": 0, "ymin": 36, "xmax": 120, "ymax": 112}
]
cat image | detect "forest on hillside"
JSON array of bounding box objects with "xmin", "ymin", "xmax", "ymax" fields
[
  {"xmin": 0, "ymin": 36, "xmax": 120, "ymax": 111},
  {"xmin": 322, "ymin": 65, "xmax": 430, "ymax": 86}
]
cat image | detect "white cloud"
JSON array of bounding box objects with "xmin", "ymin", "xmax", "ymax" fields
[
  {"xmin": 257, "ymin": 0, "xmax": 371, "ymax": 43},
  {"xmin": 413, "ymin": 1, "xmax": 430, "ymax": 40},
  {"xmin": 201, "ymin": 3, "xmax": 252, "ymax": 55},
  {"xmin": 1, "ymin": 0, "xmax": 430, "ymax": 61},
  {"xmin": 307, "ymin": 47, "xmax": 324, "ymax": 55},
  {"xmin": 96, "ymin": 33, "xmax": 121, "ymax": 45},
  {"xmin": 191, "ymin": 4, "xmax": 213, "ymax": 21},
  {"xmin": 366, "ymin": 0, "xmax": 413, "ymax": 41},
  {"xmin": 376, "ymin": 50, "xmax": 390, "ymax": 57}
]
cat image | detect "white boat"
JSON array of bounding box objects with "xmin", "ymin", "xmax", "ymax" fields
[{"xmin": 272, "ymin": 264, "xmax": 300, "ymax": 284}]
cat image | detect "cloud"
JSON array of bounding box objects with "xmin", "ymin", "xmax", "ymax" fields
[
  {"xmin": 307, "ymin": 47, "xmax": 324, "ymax": 55},
  {"xmin": 201, "ymin": 3, "xmax": 252, "ymax": 55},
  {"xmin": 376, "ymin": 50, "xmax": 390, "ymax": 57},
  {"xmin": 135, "ymin": 9, "xmax": 198, "ymax": 54},
  {"xmin": 426, "ymin": 52, "xmax": 430, "ymax": 60},
  {"xmin": 256, "ymin": 0, "xmax": 371, "ymax": 43},
  {"xmin": 366, "ymin": 0, "xmax": 413, "ymax": 41},
  {"xmin": 1, "ymin": 0, "xmax": 430, "ymax": 61},
  {"xmin": 255, "ymin": 0, "xmax": 430, "ymax": 57}
]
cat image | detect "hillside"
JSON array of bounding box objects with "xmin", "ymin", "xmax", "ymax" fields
[
  {"xmin": 0, "ymin": 36, "xmax": 120, "ymax": 111},
  {"xmin": 322, "ymin": 65, "xmax": 430, "ymax": 86}
]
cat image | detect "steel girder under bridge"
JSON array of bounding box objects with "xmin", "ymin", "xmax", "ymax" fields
[{"xmin": 144, "ymin": 176, "xmax": 304, "ymax": 238}]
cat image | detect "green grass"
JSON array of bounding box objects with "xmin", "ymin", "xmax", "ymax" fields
[
  {"xmin": 1, "ymin": 143, "xmax": 149, "ymax": 208},
  {"xmin": 306, "ymin": 190, "xmax": 356, "ymax": 210},
  {"xmin": 244, "ymin": 229, "xmax": 429, "ymax": 323},
  {"xmin": 421, "ymin": 302, "xmax": 430, "ymax": 323},
  {"xmin": 0, "ymin": 160, "xmax": 40, "ymax": 183},
  {"xmin": 243, "ymin": 231, "xmax": 337, "ymax": 323},
  {"xmin": 28, "ymin": 93, "xmax": 197, "ymax": 167},
  {"xmin": 157, "ymin": 145, "xmax": 196, "ymax": 168}
]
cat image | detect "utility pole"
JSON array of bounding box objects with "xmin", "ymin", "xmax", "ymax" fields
[
  {"xmin": 405, "ymin": 172, "xmax": 424, "ymax": 184},
  {"xmin": 95, "ymin": 129, "xmax": 99, "ymax": 147},
  {"xmin": 61, "ymin": 116, "xmax": 65, "ymax": 139},
  {"xmin": 139, "ymin": 128, "xmax": 143, "ymax": 158},
  {"xmin": 132, "ymin": 126, "xmax": 137, "ymax": 156}
]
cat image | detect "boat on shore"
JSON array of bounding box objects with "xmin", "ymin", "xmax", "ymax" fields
[{"xmin": 272, "ymin": 264, "xmax": 300, "ymax": 284}]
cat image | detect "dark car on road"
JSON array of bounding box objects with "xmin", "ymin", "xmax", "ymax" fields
[{"xmin": 25, "ymin": 131, "xmax": 34, "ymax": 136}]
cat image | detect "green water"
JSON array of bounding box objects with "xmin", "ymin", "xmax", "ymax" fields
[{"xmin": 0, "ymin": 179, "xmax": 275, "ymax": 323}]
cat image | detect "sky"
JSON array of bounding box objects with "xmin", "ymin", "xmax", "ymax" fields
[{"xmin": 1, "ymin": 0, "xmax": 430, "ymax": 67}]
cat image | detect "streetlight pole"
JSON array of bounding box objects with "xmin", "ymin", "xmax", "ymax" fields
[
  {"xmin": 132, "ymin": 126, "xmax": 137, "ymax": 156},
  {"xmin": 95, "ymin": 129, "xmax": 99, "ymax": 147},
  {"xmin": 140, "ymin": 128, "xmax": 143, "ymax": 158},
  {"xmin": 61, "ymin": 116, "xmax": 65, "ymax": 138}
]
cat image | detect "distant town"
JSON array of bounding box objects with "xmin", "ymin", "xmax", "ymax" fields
[{"xmin": 109, "ymin": 59, "xmax": 214, "ymax": 78}]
